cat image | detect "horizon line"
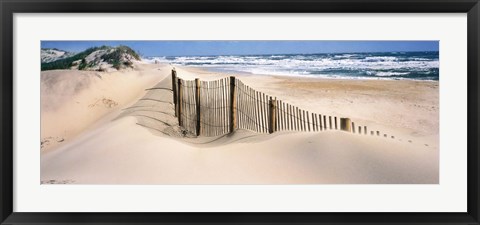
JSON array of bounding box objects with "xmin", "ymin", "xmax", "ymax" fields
[{"xmin": 143, "ymin": 50, "xmax": 439, "ymax": 57}]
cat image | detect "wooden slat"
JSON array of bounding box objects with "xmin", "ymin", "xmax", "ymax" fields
[
  {"xmin": 301, "ymin": 108, "xmax": 304, "ymax": 131},
  {"xmin": 294, "ymin": 106, "xmax": 298, "ymax": 131},
  {"xmin": 243, "ymin": 82, "xmax": 247, "ymax": 130},
  {"xmin": 220, "ymin": 79, "xmax": 222, "ymax": 135},
  {"xmin": 239, "ymin": 81, "xmax": 244, "ymax": 130},
  {"xmin": 280, "ymin": 100, "xmax": 284, "ymax": 131},
  {"xmin": 285, "ymin": 103, "xmax": 292, "ymax": 130},
  {"xmin": 216, "ymin": 80, "xmax": 219, "ymax": 135},
  {"xmin": 255, "ymin": 91, "xmax": 260, "ymax": 132},
  {"xmin": 255, "ymin": 89, "xmax": 260, "ymax": 132},
  {"xmin": 263, "ymin": 92, "xmax": 268, "ymax": 133},
  {"xmin": 317, "ymin": 114, "xmax": 320, "ymax": 130},
  {"xmin": 219, "ymin": 80, "xmax": 222, "ymax": 134},
  {"xmin": 220, "ymin": 80, "xmax": 224, "ymax": 134},
  {"xmin": 223, "ymin": 78, "xmax": 227, "ymax": 134},
  {"xmin": 259, "ymin": 92, "xmax": 264, "ymax": 133},
  {"xmin": 248, "ymin": 86, "xmax": 253, "ymax": 131},
  {"xmin": 302, "ymin": 109, "xmax": 306, "ymax": 131},
  {"xmin": 292, "ymin": 105, "xmax": 296, "ymax": 131},
  {"xmin": 254, "ymin": 90, "xmax": 258, "ymax": 132},
  {"xmin": 297, "ymin": 108, "xmax": 300, "ymax": 131},
  {"xmin": 265, "ymin": 94, "xmax": 269, "ymax": 133},
  {"xmin": 283, "ymin": 102, "xmax": 287, "ymax": 131},
  {"xmin": 292, "ymin": 104, "xmax": 296, "ymax": 131},
  {"xmin": 312, "ymin": 113, "xmax": 315, "ymax": 132},
  {"xmin": 204, "ymin": 81, "xmax": 208, "ymax": 136},
  {"xmin": 190, "ymin": 80, "xmax": 193, "ymax": 133},
  {"xmin": 290, "ymin": 105, "xmax": 297, "ymax": 131},
  {"xmin": 190, "ymin": 81, "xmax": 193, "ymax": 133},
  {"xmin": 245, "ymin": 83, "xmax": 249, "ymax": 131},
  {"xmin": 252, "ymin": 87, "xmax": 256, "ymax": 132},
  {"xmin": 219, "ymin": 79, "xmax": 223, "ymax": 134},
  {"xmin": 251, "ymin": 87, "xmax": 258, "ymax": 132},
  {"xmin": 192, "ymin": 81, "xmax": 195, "ymax": 134},
  {"xmin": 281, "ymin": 102, "xmax": 285, "ymax": 131},
  {"xmin": 214, "ymin": 80, "xmax": 217, "ymax": 136},
  {"xmin": 252, "ymin": 87, "xmax": 256, "ymax": 131},
  {"xmin": 206, "ymin": 80, "xmax": 208, "ymax": 135},
  {"xmin": 299, "ymin": 109, "xmax": 303, "ymax": 131},
  {"xmin": 303, "ymin": 110, "xmax": 306, "ymax": 131},
  {"xmin": 277, "ymin": 100, "xmax": 281, "ymax": 131},
  {"xmin": 276, "ymin": 100, "xmax": 279, "ymax": 131},
  {"xmin": 186, "ymin": 80, "xmax": 189, "ymax": 132},
  {"xmin": 241, "ymin": 82, "xmax": 246, "ymax": 130},
  {"xmin": 212, "ymin": 80, "xmax": 216, "ymax": 136},
  {"xmin": 187, "ymin": 80, "xmax": 190, "ymax": 133},
  {"xmin": 258, "ymin": 91, "xmax": 262, "ymax": 132},
  {"xmin": 184, "ymin": 80, "xmax": 188, "ymax": 131},
  {"xmin": 289, "ymin": 104, "xmax": 293, "ymax": 131},
  {"xmin": 226, "ymin": 78, "xmax": 230, "ymax": 134},
  {"xmin": 212, "ymin": 81, "xmax": 215, "ymax": 136},
  {"xmin": 202, "ymin": 81, "xmax": 205, "ymax": 135},
  {"xmin": 280, "ymin": 101, "xmax": 284, "ymax": 131},
  {"xmin": 235, "ymin": 79, "xmax": 239, "ymax": 131},
  {"xmin": 304, "ymin": 110, "xmax": 308, "ymax": 132},
  {"xmin": 306, "ymin": 111, "xmax": 310, "ymax": 132},
  {"xmin": 224, "ymin": 79, "xmax": 228, "ymax": 133},
  {"xmin": 318, "ymin": 114, "xmax": 321, "ymax": 131},
  {"xmin": 318, "ymin": 114, "xmax": 322, "ymax": 131}
]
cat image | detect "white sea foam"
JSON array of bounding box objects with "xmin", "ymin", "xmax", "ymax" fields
[{"xmin": 145, "ymin": 52, "xmax": 439, "ymax": 80}]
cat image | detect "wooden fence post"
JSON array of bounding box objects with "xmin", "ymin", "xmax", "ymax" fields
[
  {"xmin": 177, "ymin": 79, "xmax": 183, "ymax": 127},
  {"xmin": 268, "ymin": 97, "xmax": 276, "ymax": 134},
  {"xmin": 340, "ymin": 118, "xmax": 352, "ymax": 132},
  {"xmin": 171, "ymin": 69, "xmax": 177, "ymax": 117},
  {"xmin": 229, "ymin": 76, "xmax": 237, "ymax": 133},
  {"xmin": 319, "ymin": 114, "xmax": 323, "ymax": 131},
  {"xmin": 195, "ymin": 78, "xmax": 201, "ymax": 136}
]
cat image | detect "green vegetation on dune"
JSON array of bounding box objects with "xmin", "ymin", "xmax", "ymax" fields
[
  {"xmin": 100, "ymin": 45, "xmax": 141, "ymax": 70},
  {"xmin": 41, "ymin": 45, "xmax": 140, "ymax": 71},
  {"xmin": 41, "ymin": 46, "xmax": 108, "ymax": 71}
]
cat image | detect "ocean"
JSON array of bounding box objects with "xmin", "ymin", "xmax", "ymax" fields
[{"xmin": 146, "ymin": 51, "xmax": 439, "ymax": 81}]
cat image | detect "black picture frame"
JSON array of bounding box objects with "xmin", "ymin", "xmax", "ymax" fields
[{"xmin": 1, "ymin": 0, "xmax": 479, "ymax": 224}]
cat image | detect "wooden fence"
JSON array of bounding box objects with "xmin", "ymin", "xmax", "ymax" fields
[{"xmin": 171, "ymin": 69, "xmax": 393, "ymax": 138}]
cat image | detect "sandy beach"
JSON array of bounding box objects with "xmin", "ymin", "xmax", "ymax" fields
[{"xmin": 40, "ymin": 63, "xmax": 439, "ymax": 184}]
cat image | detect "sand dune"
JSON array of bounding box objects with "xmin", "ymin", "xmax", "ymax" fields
[
  {"xmin": 40, "ymin": 63, "xmax": 439, "ymax": 184},
  {"xmin": 41, "ymin": 117, "xmax": 438, "ymax": 184},
  {"xmin": 40, "ymin": 64, "xmax": 169, "ymax": 151}
]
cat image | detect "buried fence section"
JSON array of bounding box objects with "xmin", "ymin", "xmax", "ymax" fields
[{"xmin": 171, "ymin": 69, "xmax": 390, "ymax": 138}]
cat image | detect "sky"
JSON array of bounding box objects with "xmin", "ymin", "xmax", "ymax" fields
[{"xmin": 41, "ymin": 41, "xmax": 439, "ymax": 57}]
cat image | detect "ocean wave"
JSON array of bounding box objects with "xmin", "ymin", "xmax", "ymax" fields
[
  {"xmin": 375, "ymin": 72, "xmax": 410, "ymax": 76},
  {"xmin": 146, "ymin": 52, "xmax": 439, "ymax": 80}
]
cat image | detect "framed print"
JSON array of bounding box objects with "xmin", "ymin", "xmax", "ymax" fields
[{"xmin": 1, "ymin": 0, "xmax": 479, "ymax": 224}]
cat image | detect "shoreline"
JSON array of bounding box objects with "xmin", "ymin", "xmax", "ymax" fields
[{"xmin": 181, "ymin": 65, "xmax": 440, "ymax": 82}]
